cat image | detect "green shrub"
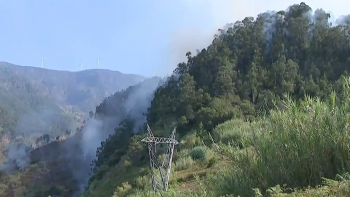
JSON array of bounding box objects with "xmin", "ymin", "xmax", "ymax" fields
[
  {"xmin": 212, "ymin": 119, "xmax": 250, "ymax": 147},
  {"xmin": 174, "ymin": 149, "xmax": 189, "ymax": 161},
  {"xmin": 124, "ymin": 158, "xmax": 132, "ymax": 169},
  {"xmin": 135, "ymin": 176, "xmax": 150, "ymax": 190},
  {"xmin": 204, "ymin": 147, "xmax": 215, "ymax": 160},
  {"xmin": 180, "ymin": 133, "xmax": 202, "ymax": 149},
  {"xmin": 207, "ymin": 156, "xmax": 218, "ymax": 168},
  {"xmin": 175, "ymin": 156, "xmax": 194, "ymax": 171},
  {"xmin": 114, "ymin": 182, "xmax": 132, "ymax": 196},
  {"xmin": 139, "ymin": 167, "xmax": 149, "ymax": 176},
  {"xmin": 190, "ymin": 146, "xmax": 207, "ymax": 160},
  {"xmin": 157, "ymin": 154, "xmax": 167, "ymax": 164}
]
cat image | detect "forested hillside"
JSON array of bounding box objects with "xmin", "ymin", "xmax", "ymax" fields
[
  {"xmin": 0, "ymin": 63, "xmax": 73, "ymax": 138},
  {"xmin": 0, "ymin": 77, "xmax": 161, "ymax": 197},
  {"xmin": 83, "ymin": 2, "xmax": 350, "ymax": 197},
  {"xmin": 0, "ymin": 63, "xmax": 76, "ymax": 167},
  {"xmin": 0, "ymin": 62, "xmax": 144, "ymax": 167},
  {"xmin": 147, "ymin": 3, "xmax": 350, "ymax": 134}
]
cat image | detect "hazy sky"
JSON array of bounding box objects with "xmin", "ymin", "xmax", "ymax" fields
[{"xmin": 0, "ymin": 0, "xmax": 348, "ymax": 77}]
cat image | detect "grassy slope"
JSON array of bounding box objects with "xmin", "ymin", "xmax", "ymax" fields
[{"xmin": 82, "ymin": 79, "xmax": 350, "ymax": 197}]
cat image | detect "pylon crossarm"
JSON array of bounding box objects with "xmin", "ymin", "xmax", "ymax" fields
[{"xmin": 141, "ymin": 137, "xmax": 178, "ymax": 144}]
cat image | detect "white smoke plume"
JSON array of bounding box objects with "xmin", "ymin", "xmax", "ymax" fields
[
  {"xmin": 0, "ymin": 105, "xmax": 73, "ymax": 171},
  {"xmin": 70, "ymin": 77, "xmax": 162, "ymax": 195},
  {"xmin": 336, "ymin": 15, "xmax": 350, "ymax": 25}
]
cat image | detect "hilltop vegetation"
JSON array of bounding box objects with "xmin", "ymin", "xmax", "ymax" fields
[{"xmin": 82, "ymin": 2, "xmax": 350, "ymax": 197}]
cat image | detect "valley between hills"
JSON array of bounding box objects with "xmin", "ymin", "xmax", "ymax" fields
[{"xmin": 1, "ymin": 2, "xmax": 350, "ymax": 197}]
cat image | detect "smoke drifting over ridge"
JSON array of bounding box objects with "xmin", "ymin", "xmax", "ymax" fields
[
  {"xmin": 71, "ymin": 77, "xmax": 162, "ymax": 195},
  {"xmin": 163, "ymin": 0, "xmax": 349, "ymax": 76},
  {"xmin": 0, "ymin": 76, "xmax": 162, "ymax": 196},
  {"xmin": 1, "ymin": 103, "xmax": 75, "ymax": 171},
  {"xmin": 336, "ymin": 15, "xmax": 350, "ymax": 25},
  {"xmin": 80, "ymin": 77, "xmax": 162, "ymax": 162}
]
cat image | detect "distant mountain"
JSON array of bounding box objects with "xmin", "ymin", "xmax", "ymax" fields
[
  {"xmin": 0, "ymin": 62, "xmax": 145, "ymax": 113},
  {"xmin": 0, "ymin": 61, "xmax": 145, "ymax": 155}
]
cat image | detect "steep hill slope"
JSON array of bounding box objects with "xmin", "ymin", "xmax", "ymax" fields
[
  {"xmin": 0, "ymin": 64, "xmax": 75, "ymax": 152},
  {"xmin": 1, "ymin": 2, "xmax": 350, "ymax": 197},
  {"xmin": 83, "ymin": 2, "xmax": 350, "ymax": 197},
  {"xmin": 0, "ymin": 62, "xmax": 144, "ymax": 168},
  {"xmin": 0, "ymin": 77, "xmax": 162, "ymax": 197}
]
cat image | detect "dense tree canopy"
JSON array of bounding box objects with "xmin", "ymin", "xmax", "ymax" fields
[{"xmin": 147, "ymin": 2, "xmax": 350, "ymax": 135}]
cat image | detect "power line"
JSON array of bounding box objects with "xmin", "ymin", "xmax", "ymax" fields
[{"xmin": 141, "ymin": 125, "xmax": 178, "ymax": 193}]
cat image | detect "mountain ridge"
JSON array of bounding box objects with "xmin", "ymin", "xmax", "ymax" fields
[
  {"xmin": 0, "ymin": 61, "xmax": 141, "ymax": 75},
  {"xmin": 0, "ymin": 61, "xmax": 146, "ymax": 113},
  {"xmin": 0, "ymin": 61, "xmax": 146, "ymax": 169}
]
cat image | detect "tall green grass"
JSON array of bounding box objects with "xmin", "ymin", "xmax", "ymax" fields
[
  {"xmin": 209, "ymin": 77, "xmax": 350, "ymax": 196},
  {"xmin": 174, "ymin": 156, "xmax": 194, "ymax": 171},
  {"xmin": 212, "ymin": 119, "xmax": 251, "ymax": 147}
]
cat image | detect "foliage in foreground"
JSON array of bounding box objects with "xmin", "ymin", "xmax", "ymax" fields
[{"xmin": 201, "ymin": 77, "xmax": 350, "ymax": 196}]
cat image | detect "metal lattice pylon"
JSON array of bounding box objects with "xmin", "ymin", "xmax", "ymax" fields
[{"xmin": 141, "ymin": 124, "xmax": 178, "ymax": 192}]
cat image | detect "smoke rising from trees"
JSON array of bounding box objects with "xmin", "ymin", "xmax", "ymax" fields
[
  {"xmin": 163, "ymin": 0, "xmax": 349, "ymax": 76},
  {"xmin": 70, "ymin": 77, "xmax": 162, "ymax": 195}
]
